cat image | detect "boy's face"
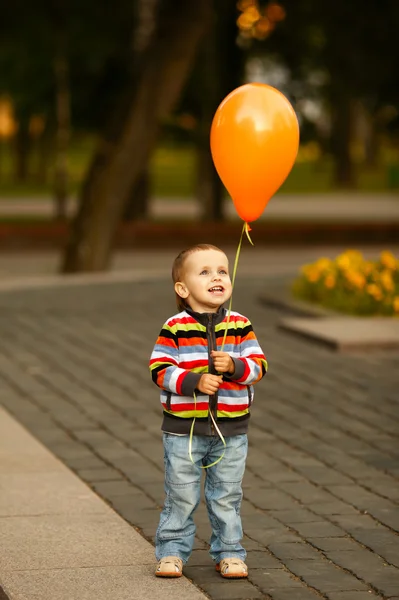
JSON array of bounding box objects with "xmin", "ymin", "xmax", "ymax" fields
[{"xmin": 175, "ymin": 249, "xmax": 232, "ymax": 313}]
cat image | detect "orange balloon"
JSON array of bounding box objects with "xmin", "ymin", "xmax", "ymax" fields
[{"xmin": 210, "ymin": 83, "xmax": 299, "ymax": 222}]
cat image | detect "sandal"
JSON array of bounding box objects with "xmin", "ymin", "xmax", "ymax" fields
[
  {"xmin": 155, "ymin": 555, "xmax": 183, "ymax": 578},
  {"xmin": 216, "ymin": 557, "xmax": 248, "ymax": 578}
]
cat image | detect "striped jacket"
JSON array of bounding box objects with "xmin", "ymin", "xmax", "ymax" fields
[{"xmin": 149, "ymin": 306, "xmax": 267, "ymax": 436}]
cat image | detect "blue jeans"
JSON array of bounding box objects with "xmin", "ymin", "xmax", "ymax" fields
[{"xmin": 155, "ymin": 432, "xmax": 248, "ymax": 564}]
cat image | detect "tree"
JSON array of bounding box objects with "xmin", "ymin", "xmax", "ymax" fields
[
  {"xmin": 252, "ymin": 0, "xmax": 399, "ymax": 186},
  {"xmin": 62, "ymin": 0, "xmax": 212, "ymax": 272},
  {"xmin": 0, "ymin": 4, "xmax": 54, "ymax": 183},
  {"xmin": 0, "ymin": 0, "xmax": 135, "ymax": 208},
  {"xmin": 193, "ymin": 0, "xmax": 244, "ymax": 222}
]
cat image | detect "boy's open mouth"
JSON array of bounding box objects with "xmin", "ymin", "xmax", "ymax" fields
[{"xmin": 208, "ymin": 286, "xmax": 224, "ymax": 294}]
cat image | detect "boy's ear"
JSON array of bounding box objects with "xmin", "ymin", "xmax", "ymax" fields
[{"xmin": 174, "ymin": 281, "xmax": 189, "ymax": 299}]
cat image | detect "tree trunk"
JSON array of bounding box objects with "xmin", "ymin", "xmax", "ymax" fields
[
  {"xmin": 123, "ymin": 168, "xmax": 150, "ymax": 221},
  {"xmin": 53, "ymin": 52, "xmax": 70, "ymax": 220},
  {"xmin": 53, "ymin": 0, "xmax": 71, "ymax": 222},
  {"xmin": 13, "ymin": 121, "xmax": 30, "ymax": 182},
  {"xmin": 331, "ymin": 90, "xmax": 356, "ymax": 187},
  {"xmin": 195, "ymin": 0, "xmax": 243, "ymax": 221},
  {"xmin": 62, "ymin": 0, "xmax": 212, "ymax": 273},
  {"xmin": 197, "ymin": 143, "xmax": 224, "ymax": 221},
  {"xmin": 35, "ymin": 128, "xmax": 52, "ymax": 184},
  {"xmin": 195, "ymin": 30, "xmax": 224, "ymax": 222},
  {"xmin": 364, "ymin": 116, "xmax": 380, "ymax": 168}
]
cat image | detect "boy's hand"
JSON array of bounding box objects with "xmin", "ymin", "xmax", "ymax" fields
[
  {"xmin": 197, "ymin": 374, "xmax": 222, "ymax": 395},
  {"xmin": 211, "ymin": 351, "xmax": 235, "ymax": 374}
]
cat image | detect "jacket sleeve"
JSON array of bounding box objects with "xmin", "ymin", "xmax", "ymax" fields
[
  {"xmin": 226, "ymin": 319, "xmax": 267, "ymax": 385},
  {"xmin": 149, "ymin": 323, "xmax": 202, "ymax": 396}
]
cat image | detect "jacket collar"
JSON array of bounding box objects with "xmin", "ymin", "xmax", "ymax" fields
[{"xmin": 185, "ymin": 306, "xmax": 226, "ymax": 326}]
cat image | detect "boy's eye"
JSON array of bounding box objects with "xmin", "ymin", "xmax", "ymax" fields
[
  {"xmin": 200, "ymin": 270, "xmax": 208, "ymax": 275},
  {"xmin": 219, "ymin": 269, "xmax": 227, "ymax": 275}
]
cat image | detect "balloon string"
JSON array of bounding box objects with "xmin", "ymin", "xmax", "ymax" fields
[
  {"xmin": 221, "ymin": 221, "xmax": 253, "ymax": 351},
  {"xmin": 189, "ymin": 391, "xmax": 226, "ymax": 469},
  {"xmin": 188, "ymin": 221, "xmax": 254, "ymax": 469}
]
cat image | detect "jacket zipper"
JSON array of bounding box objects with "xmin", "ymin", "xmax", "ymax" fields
[{"xmin": 207, "ymin": 313, "xmax": 218, "ymax": 434}]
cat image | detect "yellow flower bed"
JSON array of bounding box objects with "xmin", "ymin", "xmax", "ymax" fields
[{"xmin": 292, "ymin": 250, "xmax": 399, "ymax": 316}]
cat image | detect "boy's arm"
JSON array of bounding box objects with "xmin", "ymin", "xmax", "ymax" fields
[
  {"xmin": 226, "ymin": 319, "xmax": 267, "ymax": 385},
  {"xmin": 149, "ymin": 324, "xmax": 202, "ymax": 396}
]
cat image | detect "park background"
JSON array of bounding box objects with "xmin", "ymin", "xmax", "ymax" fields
[
  {"xmin": 1, "ymin": 4, "xmax": 399, "ymax": 600},
  {"xmin": 0, "ymin": 0, "xmax": 398, "ymax": 275}
]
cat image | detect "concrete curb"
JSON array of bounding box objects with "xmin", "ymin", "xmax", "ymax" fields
[
  {"xmin": 0, "ymin": 269, "xmax": 169, "ymax": 293},
  {"xmin": 260, "ymin": 284, "xmax": 399, "ymax": 351},
  {"xmin": 0, "ymin": 406, "xmax": 208, "ymax": 600}
]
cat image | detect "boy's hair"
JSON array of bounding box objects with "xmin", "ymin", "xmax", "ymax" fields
[{"xmin": 172, "ymin": 243, "xmax": 225, "ymax": 312}]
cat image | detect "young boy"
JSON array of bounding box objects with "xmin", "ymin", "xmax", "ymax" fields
[{"xmin": 149, "ymin": 243, "xmax": 267, "ymax": 579}]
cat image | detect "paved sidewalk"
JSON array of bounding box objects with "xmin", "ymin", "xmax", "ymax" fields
[
  {"xmin": 0, "ymin": 407, "xmax": 207, "ymax": 600},
  {"xmin": 0, "ymin": 192, "xmax": 398, "ymax": 222},
  {"xmin": 0, "ymin": 263, "xmax": 398, "ymax": 599}
]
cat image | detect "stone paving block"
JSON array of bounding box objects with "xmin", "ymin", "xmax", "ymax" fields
[
  {"xmin": 328, "ymin": 457, "xmax": 392, "ymax": 480},
  {"xmin": 307, "ymin": 537, "xmax": 365, "ymax": 552},
  {"xmin": 249, "ymin": 568, "xmax": 305, "ymax": 590},
  {"xmin": 254, "ymin": 468, "xmax": 306, "ymax": 484},
  {"xmin": 118, "ymin": 506, "xmax": 160, "ymax": 530},
  {"xmin": 268, "ymin": 590, "xmax": 325, "ymax": 600},
  {"xmin": 245, "ymin": 528, "xmax": 302, "ymax": 546},
  {"xmin": 32, "ymin": 424, "xmax": 78, "ymax": 445},
  {"xmin": 125, "ymin": 438, "xmax": 164, "ymax": 461},
  {"xmin": 123, "ymin": 466, "xmax": 165, "ymax": 485},
  {"xmin": 345, "ymin": 529, "xmax": 399, "ymax": 568},
  {"xmin": 72, "ymin": 429, "xmax": 117, "ymax": 445},
  {"xmin": 309, "ymin": 501, "xmax": 360, "ymax": 516},
  {"xmin": 368, "ymin": 507, "xmax": 399, "ymax": 531},
  {"xmin": 49, "ymin": 441, "xmax": 95, "ymax": 460},
  {"xmin": 77, "ymin": 467, "xmax": 124, "ymax": 482},
  {"xmin": 290, "ymin": 521, "xmax": 346, "ymax": 539},
  {"xmin": 107, "ymin": 454, "xmax": 159, "ymax": 473},
  {"xmin": 326, "ymin": 593, "xmax": 382, "ymax": 600},
  {"xmin": 0, "ymin": 395, "xmax": 48, "ymax": 427},
  {"xmin": 326, "ymin": 550, "xmax": 399, "ymax": 597},
  {"xmin": 188, "ymin": 550, "xmax": 214, "ymax": 567},
  {"xmin": 268, "ymin": 542, "xmax": 321, "ymax": 561},
  {"xmin": 358, "ymin": 478, "xmax": 399, "ymax": 502},
  {"xmin": 246, "ymin": 551, "xmax": 284, "ymax": 570},
  {"xmin": 268, "ymin": 508, "xmax": 321, "ymax": 524},
  {"xmin": 63, "ymin": 456, "xmax": 108, "ymax": 470},
  {"xmin": 277, "ymin": 481, "xmax": 336, "ymax": 505},
  {"xmin": 328, "ymin": 513, "xmax": 384, "ymax": 531},
  {"xmin": 192, "ymin": 536, "xmax": 210, "ymax": 550},
  {"xmin": 244, "ymin": 488, "xmax": 301, "ymax": 511},
  {"xmin": 188, "ymin": 577, "xmax": 264, "ymax": 600},
  {"xmin": 284, "ymin": 560, "xmax": 370, "ymax": 593},
  {"xmin": 93, "ymin": 445, "xmax": 143, "ymax": 463},
  {"xmin": 91, "ymin": 480, "xmax": 145, "ymax": 499},
  {"xmin": 242, "ymin": 512, "xmax": 286, "ymax": 531},
  {"xmin": 325, "ymin": 484, "xmax": 394, "ymax": 511},
  {"xmin": 294, "ymin": 466, "xmax": 354, "ymax": 486},
  {"xmin": 140, "ymin": 482, "xmax": 165, "ymax": 506},
  {"xmin": 243, "ymin": 535, "xmax": 270, "ymax": 551}
]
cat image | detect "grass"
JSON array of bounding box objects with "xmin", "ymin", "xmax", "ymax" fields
[{"xmin": 0, "ymin": 136, "xmax": 396, "ymax": 199}]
